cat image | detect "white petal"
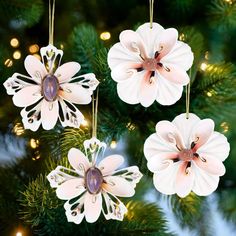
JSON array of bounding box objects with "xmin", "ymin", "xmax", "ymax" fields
[
  {"xmin": 191, "ymin": 162, "xmax": 220, "ymax": 196},
  {"xmin": 84, "ymin": 192, "xmax": 102, "ymax": 223},
  {"xmin": 172, "ymin": 113, "xmax": 201, "ymax": 148},
  {"xmin": 138, "ymin": 73, "xmax": 158, "ymax": 107},
  {"xmin": 98, "ymin": 155, "xmax": 124, "ymax": 176},
  {"xmin": 102, "ymin": 191, "xmax": 127, "ymax": 221},
  {"xmin": 197, "ymin": 131, "xmax": 230, "ymax": 162},
  {"xmin": 64, "ymin": 193, "xmax": 86, "ymax": 224},
  {"xmin": 155, "ymin": 72, "xmax": 184, "ymax": 105},
  {"xmin": 111, "ymin": 61, "xmax": 142, "ymax": 83},
  {"xmin": 41, "ymin": 99, "xmax": 59, "ymax": 130},
  {"xmin": 68, "ymin": 148, "xmax": 90, "ymax": 175},
  {"xmin": 175, "ymin": 162, "xmax": 194, "ymax": 198},
  {"xmin": 103, "ymin": 176, "xmax": 135, "ymax": 197},
  {"xmin": 191, "ymin": 118, "xmax": 215, "ymax": 149},
  {"xmin": 12, "ymin": 85, "xmax": 42, "ymax": 107},
  {"xmin": 59, "ymin": 83, "xmax": 92, "ymax": 104},
  {"xmin": 144, "ymin": 133, "xmax": 177, "ymax": 160},
  {"xmin": 21, "ymin": 100, "xmax": 42, "ymax": 131},
  {"xmin": 153, "ymin": 161, "xmax": 179, "ymax": 195},
  {"xmin": 108, "ymin": 42, "xmax": 142, "ymax": 69},
  {"xmin": 56, "ymin": 178, "xmax": 85, "ymax": 200},
  {"xmin": 117, "ymin": 71, "xmax": 144, "ymax": 104},
  {"xmin": 58, "ymin": 98, "xmax": 84, "ymax": 128},
  {"xmin": 24, "ymin": 55, "xmax": 47, "ymax": 83},
  {"xmin": 55, "ymin": 62, "xmax": 81, "ymax": 83},
  {"xmin": 161, "ymin": 41, "xmax": 194, "ymax": 71},
  {"xmin": 136, "ymin": 22, "xmax": 164, "ymax": 57}
]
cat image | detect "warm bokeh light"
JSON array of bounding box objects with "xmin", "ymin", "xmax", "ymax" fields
[
  {"xmin": 100, "ymin": 31, "xmax": 111, "ymax": 41},
  {"xmin": 4, "ymin": 58, "xmax": 13, "ymax": 67},
  {"xmin": 81, "ymin": 119, "xmax": 88, "ymax": 127},
  {"xmin": 110, "ymin": 140, "xmax": 117, "ymax": 149},
  {"xmin": 200, "ymin": 62, "xmax": 208, "ymax": 71},
  {"xmin": 10, "ymin": 38, "xmax": 19, "ymax": 48},
  {"xmin": 29, "ymin": 44, "xmax": 39, "ymax": 53},
  {"xmin": 221, "ymin": 122, "xmax": 229, "ymax": 133},
  {"xmin": 13, "ymin": 123, "xmax": 24, "ymax": 136},
  {"xmin": 13, "ymin": 50, "xmax": 21, "ymax": 60},
  {"xmin": 179, "ymin": 33, "xmax": 185, "ymax": 41},
  {"xmin": 206, "ymin": 91, "xmax": 212, "ymax": 97},
  {"xmin": 30, "ymin": 138, "xmax": 39, "ymax": 149},
  {"xmin": 16, "ymin": 232, "xmax": 23, "ymax": 236}
]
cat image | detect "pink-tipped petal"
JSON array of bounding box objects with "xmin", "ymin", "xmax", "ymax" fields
[
  {"xmin": 119, "ymin": 30, "xmax": 148, "ymax": 58},
  {"xmin": 56, "ymin": 178, "xmax": 85, "ymax": 200},
  {"xmin": 147, "ymin": 153, "xmax": 179, "ymax": 172},
  {"xmin": 12, "ymin": 85, "xmax": 42, "ymax": 107},
  {"xmin": 98, "ymin": 155, "xmax": 124, "ymax": 176},
  {"xmin": 161, "ymin": 41, "xmax": 194, "ymax": 71},
  {"xmin": 107, "ymin": 42, "xmax": 142, "ymax": 69},
  {"xmin": 172, "ymin": 113, "xmax": 201, "ymax": 148},
  {"xmin": 117, "ymin": 71, "xmax": 144, "ymax": 104},
  {"xmin": 156, "ymin": 28, "xmax": 178, "ymax": 59},
  {"xmin": 155, "ymin": 72, "xmax": 183, "ymax": 105},
  {"xmin": 175, "ymin": 162, "xmax": 194, "ymax": 198},
  {"xmin": 197, "ymin": 131, "xmax": 230, "ymax": 162},
  {"xmin": 156, "ymin": 120, "xmax": 185, "ymax": 150},
  {"xmin": 158, "ymin": 64, "xmax": 190, "ymax": 85},
  {"xmin": 41, "ymin": 99, "xmax": 59, "ymax": 130},
  {"xmin": 136, "ymin": 22, "xmax": 164, "ymax": 57},
  {"xmin": 24, "ymin": 55, "xmax": 47, "ymax": 83},
  {"xmin": 192, "ymin": 119, "xmax": 215, "ymax": 150},
  {"xmin": 138, "ymin": 72, "xmax": 158, "ymax": 107},
  {"xmin": 144, "ymin": 133, "xmax": 178, "ymax": 160},
  {"xmin": 103, "ymin": 176, "xmax": 135, "ymax": 197},
  {"xmin": 68, "ymin": 148, "xmax": 90, "ymax": 175},
  {"xmin": 59, "ymin": 83, "xmax": 92, "ymax": 105},
  {"xmin": 153, "ymin": 161, "xmax": 179, "ymax": 195},
  {"xmin": 84, "ymin": 192, "xmax": 102, "ymax": 223},
  {"xmin": 55, "ymin": 62, "xmax": 81, "ymax": 83},
  {"xmin": 111, "ymin": 62, "xmax": 142, "ymax": 83},
  {"xmin": 193, "ymin": 155, "xmax": 225, "ymax": 176},
  {"xmin": 192, "ymin": 163, "xmax": 219, "ymax": 196}
]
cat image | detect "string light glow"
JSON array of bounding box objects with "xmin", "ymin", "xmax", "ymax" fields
[
  {"xmin": 13, "ymin": 123, "xmax": 24, "ymax": 136},
  {"xmin": 100, "ymin": 31, "xmax": 111, "ymax": 41},
  {"xmin": 179, "ymin": 33, "xmax": 185, "ymax": 41},
  {"xmin": 81, "ymin": 119, "xmax": 88, "ymax": 127},
  {"xmin": 4, "ymin": 58, "xmax": 13, "ymax": 67},
  {"xmin": 10, "ymin": 38, "xmax": 19, "ymax": 48},
  {"xmin": 200, "ymin": 62, "xmax": 208, "ymax": 71},
  {"xmin": 110, "ymin": 140, "xmax": 117, "ymax": 149},
  {"xmin": 30, "ymin": 138, "xmax": 39, "ymax": 149},
  {"xmin": 29, "ymin": 44, "xmax": 39, "ymax": 53},
  {"xmin": 13, "ymin": 50, "xmax": 21, "ymax": 60},
  {"xmin": 16, "ymin": 232, "xmax": 23, "ymax": 236},
  {"xmin": 220, "ymin": 122, "xmax": 229, "ymax": 133}
]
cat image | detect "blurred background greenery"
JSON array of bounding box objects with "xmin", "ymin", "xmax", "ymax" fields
[{"xmin": 0, "ymin": 0, "xmax": 236, "ymax": 235}]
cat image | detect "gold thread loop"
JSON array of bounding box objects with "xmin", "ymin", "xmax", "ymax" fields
[
  {"xmin": 186, "ymin": 69, "xmax": 192, "ymax": 119},
  {"xmin": 92, "ymin": 88, "xmax": 99, "ymax": 138},
  {"xmin": 149, "ymin": 0, "xmax": 155, "ymax": 29},
  {"xmin": 49, "ymin": 0, "xmax": 56, "ymax": 45}
]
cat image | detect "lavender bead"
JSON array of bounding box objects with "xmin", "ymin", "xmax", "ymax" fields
[
  {"xmin": 42, "ymin": 74, "xmax": 59, "ymax": 102},
  {"xmin": 85, "ymin": 167, "xmax": 103, "ymax": 194}
]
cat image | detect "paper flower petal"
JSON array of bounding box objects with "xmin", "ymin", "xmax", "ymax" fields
[
  {"xmin": 98, "ymin": 155, "xmax": 124, "ymax": 176},
  {"xmin": 12, "ymin": 85, "xmax": 42, "ymax": 107},
  {"xmin": 24, "ymin": 55, "xmax": 47, "ymax": 83},
  {"xmin": 56, "ymin": 178, "xmax": 85, "ymax": 200},
  {"xmin": 41, "ymin": 99, "xmax": 59, "ymax": 130},
  {"xmin": 84, "ymin": 192, "xmax": 102, "ymax": 223},
  {"xmin": 68, "ymin": 148, "xmax": 90, "ymax": 175},
  {"xmin": 55, "ymin": 62, "xmax": 81, "ymax": 83}
]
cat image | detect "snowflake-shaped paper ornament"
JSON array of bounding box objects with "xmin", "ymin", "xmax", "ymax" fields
[
  {"xmin": 47, "ymin": 137, "xmax": 143, "ymax": 224},
  {"xmin": 4, "ymin": 44, "xmax": 99, "ymax": 131},
  {"xmin": 108, "ymin": 22, "xmax": 194, "ymax": 107},
  {"xmin": 144, "ymin": 113, "xmax": 230, "ymax": 198}
]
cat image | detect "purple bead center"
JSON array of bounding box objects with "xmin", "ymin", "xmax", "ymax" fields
[
  {"xmin": 42, "ymin": 74, "xmax": 59, "ymax": 102},
  {"xmin": 85, "ymin": 167, "xmax": 103, "ymax": 194}
]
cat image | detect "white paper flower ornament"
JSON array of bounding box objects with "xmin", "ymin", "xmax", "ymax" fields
[
  {"xmin": 47, "ymin": 137, "xmax": 143, "ymax": 224},
  {"xmin": 4, "ymin": 44, "xmax": 99, "ymax": 131},
  {"xmin": 108, "ymin": 22, "xmax": 194, "ymax": 107},
  {"xmin": 144, "ymin": 113, "xmax": 230, "ymax": 198}
]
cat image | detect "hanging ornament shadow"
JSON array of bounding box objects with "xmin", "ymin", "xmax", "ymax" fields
[{"xmin": 47, "ymin": 137, "xmax": 143, "ymax": 224}]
